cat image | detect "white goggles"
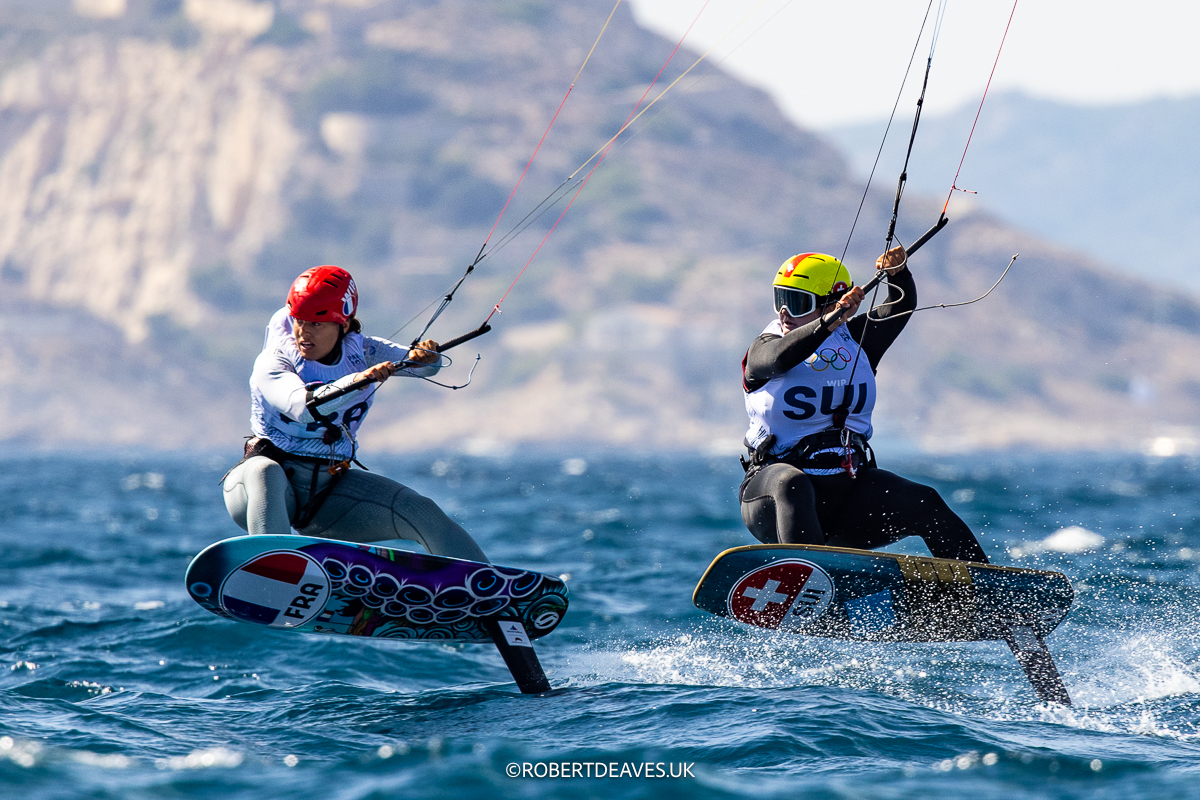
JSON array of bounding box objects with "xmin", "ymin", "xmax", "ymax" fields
[{"xmin": 773, "ymin": 286, "xmax": 819, "ymax": 317}]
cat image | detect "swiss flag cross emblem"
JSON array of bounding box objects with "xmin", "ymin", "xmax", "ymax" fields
[{"xmin": 727, "ymin": 560, "xmax": 834, "ymax": 631}]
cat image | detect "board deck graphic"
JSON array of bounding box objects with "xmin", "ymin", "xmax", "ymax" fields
[
  {"xmin": 187, "ymin": 535, "xmax": 569, "ymax": 643},
  {"xmin": 694, "ymin": 544, "xmax": 1075, "ymax": 704},
  {"xmin": 694, "ymin": 544, "xmax": 1072, "ymax": 642},
  {"xmin": 727, "ymin": 559, "xmax": 835, "ymax": 632}
]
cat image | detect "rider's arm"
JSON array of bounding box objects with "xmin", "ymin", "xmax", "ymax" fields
[
  {"xmin": 846, "ymin": 266, "xmax": 916, "ymax": 372},
  {"xmin": 252, "ymin": 350, "xmax": 370, "ymax": 421},
  {"xmin": 743, "ymin": 320, "xmax": 833, "ymax": 392},
  {"xmin": 363, "ymin": 337, "xmax": 441, "ymax": 378}
]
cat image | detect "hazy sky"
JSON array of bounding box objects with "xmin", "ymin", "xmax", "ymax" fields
[{"xmin": 627, "ymin": 0, "xmax": 1200, "ymax": 128}]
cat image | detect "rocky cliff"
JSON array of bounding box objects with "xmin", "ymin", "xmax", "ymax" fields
[{"xmin": 3, "ymin": 0, "xmax": 1197, "ymax": 455}]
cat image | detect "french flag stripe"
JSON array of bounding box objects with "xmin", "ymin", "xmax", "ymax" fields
[
  {"xmin": 223, "ymin": 569, "xmax": 309, "ymax": 614},
  {"xmin": 224, "ymin": 596, "xmax": 281, "ymax": 625},
  {"xmin": 239, "ymin": 553, "xmax": 309, "ymax": 585}
]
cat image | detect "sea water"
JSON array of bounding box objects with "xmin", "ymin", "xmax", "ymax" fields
[{"xmin": 2, "ymin": 450, "xmax": 1200, "ymax": 799}]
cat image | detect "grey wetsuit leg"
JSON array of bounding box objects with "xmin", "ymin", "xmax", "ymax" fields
[
  {"xmin": 222, "ymin": 456, "xmax": 296, "ymax": 536},
  {"xmin": 290, "ymin": 465, "xmax": 488, "ymax": 563}
]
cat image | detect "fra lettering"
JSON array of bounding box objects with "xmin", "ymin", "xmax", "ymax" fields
[{"xmin": 283, "ymin": 583, "xmax": 324, "ymax": 619}]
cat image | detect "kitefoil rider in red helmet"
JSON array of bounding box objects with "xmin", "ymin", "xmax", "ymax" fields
[{"xmin": 221, "ymin": 265, "xmax": 487, "ymax": 562}]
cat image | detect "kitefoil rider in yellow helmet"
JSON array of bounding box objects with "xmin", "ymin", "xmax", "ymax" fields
[{"xmin": 739, "ymin": 247, "xmax": 988, "ymax": 563}]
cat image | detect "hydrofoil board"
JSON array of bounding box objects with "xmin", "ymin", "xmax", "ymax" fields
[
  {"xmin": 694, "ymin": 544, "xmax": 1073, "ymax": 704},
  {"xmin": 186, "ymin": 535, "xmax": 568, "ymax": 693}
]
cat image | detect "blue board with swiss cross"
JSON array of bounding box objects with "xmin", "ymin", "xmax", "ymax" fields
[
  {"xmin": 186, "ymin": 535, "xmax": 569, "ymax": 642},
  {"xmin": 693, "ymin": 544, "xmax": 1072, "ymax": 642}
]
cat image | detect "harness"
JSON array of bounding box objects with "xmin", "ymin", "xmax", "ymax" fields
[
  {"xmin": 741, "ymin": 428, "xmax": 876, "ymax": 480},
  {"xmin": 228, "ymin": 435, "xmax": 365, "ymax": 529},
  {"xmin": 830, "ymin": 403, "xmax": 863, "ymax": 479}
]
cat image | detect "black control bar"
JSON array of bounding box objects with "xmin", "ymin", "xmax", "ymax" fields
[
  {"xmin": 860, "ymin": 215, "xmax": 949, "ymax": 294},
  {"xmin": 306, "ymin": 322, "xmax": 492, "ymax": 412}
]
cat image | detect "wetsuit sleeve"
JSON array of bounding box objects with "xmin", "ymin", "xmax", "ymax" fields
[
  {"xmin": 845, "ymin": 266, "xmax": 916, "ymax": 372},
  {"xmin": 362, "ymin": 336, "xmax": 441, "ymax": 378},
  {"xmin": 251, "ymin": 349, "xmax": 371, "ymax": 422},
  {"xmin": 743, "ymin": 319, "xmax": 833, "ymax": 393}
]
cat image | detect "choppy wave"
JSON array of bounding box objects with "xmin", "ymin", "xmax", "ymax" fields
[{"xmin": 2, "ymin": 451, "xmax": 1200, "ymax": 798}]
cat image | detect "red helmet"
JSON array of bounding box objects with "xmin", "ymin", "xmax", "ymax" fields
[{"xmin": 286, "ymin": 266, "xmax": 357, "ymax": 324}]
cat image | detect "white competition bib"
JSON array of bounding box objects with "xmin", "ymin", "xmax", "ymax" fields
[
  {"xmin": 250, "ymin": 311, "xmax": 372, "ymax": 458},
  {"xmin": 744, "ymin": 320, "xmax": 876, "ymax": 457}
]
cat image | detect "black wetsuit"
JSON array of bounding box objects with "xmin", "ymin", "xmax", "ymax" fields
[{"xmin": 739, "ymin": 267, "xmax": 989, "ymax": 563}]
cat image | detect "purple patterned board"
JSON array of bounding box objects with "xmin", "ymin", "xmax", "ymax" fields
[{"xmin": 186, "ymin": 535, "xmax": 569, "ymax": 642}]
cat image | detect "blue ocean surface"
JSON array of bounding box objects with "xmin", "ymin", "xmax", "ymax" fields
[{"xmin": 2, "ymin": 449, "xmax": 1200, "ymax": 799}]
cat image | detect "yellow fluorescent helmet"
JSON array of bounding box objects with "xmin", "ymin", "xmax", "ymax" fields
[{"xmin": 773, "ymin": 253, "xmax": 853, "ymax": 298}]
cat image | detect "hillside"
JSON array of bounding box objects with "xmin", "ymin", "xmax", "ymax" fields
[{"xmin": 2, "ymin": 0, "xmax": 1198, "ymax": 456}]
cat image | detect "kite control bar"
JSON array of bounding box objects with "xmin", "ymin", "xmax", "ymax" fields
[
  {"xmin": 860, "ymin": 215, "xmax": 949, "ymax": 295},
  {"xmin": 306, "ymin": 322, "xmax": 492, "ymax": 412},
  {"xmin": 432, "ymin": 320, "xmax": 493, "ymax": 353}
]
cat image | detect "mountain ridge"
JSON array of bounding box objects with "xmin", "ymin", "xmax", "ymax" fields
[
  {"xmin": 824, "ymin": 90, "xmax": 1200, "ymax": 293},
  {"xmin": 2, "ymin": 0, "xmax": 1198, "ymax": 456}
]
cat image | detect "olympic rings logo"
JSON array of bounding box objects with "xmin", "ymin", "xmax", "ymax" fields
[{"xmin": 807, "ymin": 347, "xmax": 852, "ymax": 371}]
